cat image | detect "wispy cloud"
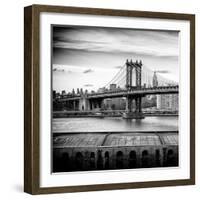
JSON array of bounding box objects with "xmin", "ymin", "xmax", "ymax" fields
[
  {"xmin": 114, "ymin": 66, "xmax": 123, "ymax": 69},
  {"xmin": 66, "ymin": 70, "xmax": 73, "ymax": 74},
  {"xmin": 83, "ymin": 69, "xmax": 94, "ymax": 74},
  {"xmin": 53, "ymin": 68, "xmax": 65, "ymax": 73},
  {"xmin": 155, "ymin": 70, "xmax": 170, "ymax": 74},
  {"xmin": 84, "ymin": 84, "xmax": 93, "ymax": 87}
]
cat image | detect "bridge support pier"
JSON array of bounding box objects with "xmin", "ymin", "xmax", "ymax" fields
[
  {"xmin": 89, "ymin": 99, "xmax": 103, "ymax": 111},
  {"xmin": 70, "ymin": 100, "xmax": 79, "ymax": 111},
  {"xmin": 79, "ymin": 97, "xmax": 89, "ymax": 111},
  {"xmin": 123, "ymin": 96, "xmax": 144, "ymax": 119}
]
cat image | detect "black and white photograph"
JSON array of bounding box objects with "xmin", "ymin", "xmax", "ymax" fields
[{"xmin": 52, "ymin": 25, "xmax": 179, "ymax": 173}]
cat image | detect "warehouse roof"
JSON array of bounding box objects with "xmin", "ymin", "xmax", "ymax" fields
[{"xmin": 53, "ymin": 132, "xmax": 178, "ymax": 148}]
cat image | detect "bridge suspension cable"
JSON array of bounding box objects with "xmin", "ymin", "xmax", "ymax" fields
[
  {"xmin": 114, "ymin": 70, "xmax": 126, "ymax": 89},
  {"xmin": 103, "ymin": 61, "xmax": 177, "ymax": 90},
  {"xmin": 104, "ymin": 64, "xmax": 126, "ymax": 88},
  {"xmin": 142, "ymin": 64, "xmax": 177, "ymax": 87}
]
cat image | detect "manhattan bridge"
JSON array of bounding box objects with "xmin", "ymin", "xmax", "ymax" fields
[{"xmin": 55, "ymin": 59, "xmax": 179, "ymax": 119}]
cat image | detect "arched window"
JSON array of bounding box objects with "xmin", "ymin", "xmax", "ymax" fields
[
  {"xmin": 166, "ymin": 149, "xmax": 175, "ymax": 166},
  {"xmin": 53, "ymin": 152, "xmax": 70, "ymax": 172},
  {"xmin": 53, "ymin": 151, "xmax": 61, "ymax": 172},
  {"xmin": 90, "ymin": 152, "xmax": 95, "ymax": 169},
  {"xmin": 129, "ymin": 151, "xmax": 137, "ymax": 168},
  {"xmin": 155, "ymin": 149, "xmax": 161, "ymax": 167},
  {"xmin": 116, "ymin": 151, "xmax": 124, "ymax": 169},
  {"xmin": 97, "ymin": 150, "xmax": 103, "ymax": 170},
  {"xmin": 141, "ymin": 150, "xmax": 149, "ymax": 168},
  {"xmin": 104, "ymin": 151, "xmax": 109, "ymax": 169},
  {"xmin": 75, "ymin": 152, "xmax": 83, "ymax": 170},
  {"xmin": 61, "ymin": 152, "xmax": 70, "ymax": 171}
]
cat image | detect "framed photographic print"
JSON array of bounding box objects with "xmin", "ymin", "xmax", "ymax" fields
[{"xmin": 24, "ymin": 4, "xmax": 195, "ymax": 194}]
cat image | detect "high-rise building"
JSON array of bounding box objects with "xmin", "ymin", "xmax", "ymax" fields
[
  {"xmin": 98, "ymin": 87, "xmax": 106, "ymax": 93},
  {"xmin": 61, "ymin": 90, "xmax": 66, "ymax": 95},
  {"xmin": 104, "ymin": 98, "xmax": 126, "ymax": 110},
  {"xmin": 110, "ymin": 84, "xmax": 117, "ymax": 90},
  {"xmin": 152, "ymin": 71, "xmax": 158, "ymax": 87},
  {"xmin": 157, "ymin": 94, "xmax": 179, "ymax": 111},
  {"xmin": 153, "ymin": 71, "xmax": 179, "ymax": 111},
  {"xmin": 171, "ymin": 94, "xmax": 179, "ymax": 111},
  {"xmin": 53, "ymin": 90, "xmax": 56, "ymax": 99}
]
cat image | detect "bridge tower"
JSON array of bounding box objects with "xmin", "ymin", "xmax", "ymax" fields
[
  {"xmin": 126, "ymin": 59, "xmax": 142, "ymax": 89},
  {"xmin": 123, "ymin": 59, "xmax": 144, "ymax": 119},
  {"xmin": 79, "ymin": 95, "xmax": 89, "ymax": 111}
]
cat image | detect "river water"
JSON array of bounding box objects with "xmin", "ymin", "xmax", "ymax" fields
[{"xmin": 52, "ymin": 116, "xmax": 178, "ymax": 133}]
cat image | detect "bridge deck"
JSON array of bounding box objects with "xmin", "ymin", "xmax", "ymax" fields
[{"xmin": 58, "ymin": 86, "xmax": 179, "ymax": 101}]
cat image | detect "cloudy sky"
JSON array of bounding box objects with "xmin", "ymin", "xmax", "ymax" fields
[{"xmin": 52, "ymin": 26, "xmax": 179, "ymax": 93}]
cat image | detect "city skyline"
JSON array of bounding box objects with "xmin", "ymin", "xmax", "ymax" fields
[{"xmin": 53, "ymin": 26, "xmax": 179, "ymax": 93}]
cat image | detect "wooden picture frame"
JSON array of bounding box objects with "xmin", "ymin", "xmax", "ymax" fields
[{"xmin": 24, "ymin": 4, "xmax": 195, "ymax": 194}]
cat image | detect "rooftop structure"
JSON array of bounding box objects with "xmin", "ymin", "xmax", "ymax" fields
[{"xmin": 53, "ymin": 132, "xmax": 178, "ymax": 148}]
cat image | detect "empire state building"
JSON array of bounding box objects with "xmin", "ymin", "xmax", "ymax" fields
[{"xmin": 152, "ymin": 71, "xmax": 158, "ymax": 87}]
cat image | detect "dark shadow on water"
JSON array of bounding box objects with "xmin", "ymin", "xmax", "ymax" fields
[
  {"xmin": 124, "ymin": 119, "xmax": 133, "ymax": 124},
  {"xmin": 135, "ymin": 119, "xmax": 142, "ymax": 125},
  {"xmin": 124, "ymin": 119, "xmax": 142, "ymax": 126}
]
